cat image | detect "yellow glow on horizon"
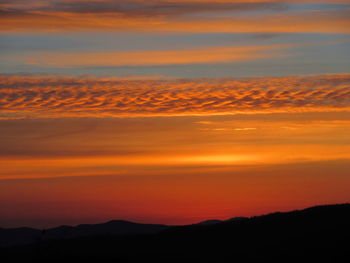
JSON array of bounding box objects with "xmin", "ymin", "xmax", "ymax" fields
[{"xmin": 172, "ymin": 154, "xmax": 261, "ymax": 164}]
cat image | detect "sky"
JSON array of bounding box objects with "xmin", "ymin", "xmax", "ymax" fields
[{"xmin": 0, "ymin": 0, "xmax": 350, "ymax": 228}]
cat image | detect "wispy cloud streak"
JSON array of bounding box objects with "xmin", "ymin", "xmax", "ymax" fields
[
  {"xmin": 0, "ymin": 0, "xmax": 286, "ymax": 16},
  {"xmin": 13, "ymin": 45, "xmax": 290, "ymax": 67},
  {"xmin": 1, "ymin": 74, "xmax": 350, "ymax": 119},
  {"xmin": 0, "ymin": 1, "xmax": 349, "ymax": 33}
]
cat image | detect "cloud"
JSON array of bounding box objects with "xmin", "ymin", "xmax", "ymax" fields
[
  {"xmin": 0, "ymin": 0, "xmax": 286, "ymax": 19},
  {"xmin": 234, "ymin": 128, "xmax": 257, "ymax": 131},
  {"xmin": 11, "ymin": 44, "xmax": 291, "ymax": 67},
  {"xmin": 9, "ymin": 1, "xmax": 286, "ymax": 16},
  {"xmin": 1, "ymin": 74, "xmax": 350, "ymax": 119},
  {"xmin": 2, "ymin": 0, "xmax": 350, "ymax": 8},
  {"xmin": 0, "ymin": 1, "xmax": 349, "ymax": 33}
]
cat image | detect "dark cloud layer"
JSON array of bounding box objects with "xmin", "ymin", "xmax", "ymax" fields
[
  {"xmin": 1, "ymin": 0, "xmax": 349, "ymax": 33},
  {"xmin": 0, "ymin": 1, "xmax": 286, "ymax": 17}
]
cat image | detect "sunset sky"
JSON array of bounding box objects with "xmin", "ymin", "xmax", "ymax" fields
[{"xmin": 0, "ymin": 0, "xmax": 350, "ymax": 228}]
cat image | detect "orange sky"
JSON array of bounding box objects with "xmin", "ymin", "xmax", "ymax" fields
[
  {"xmin": 1, "ymin": 111, "xmax": 350, "ymax": 227},
  {"xmin": 1, "ymin": 0, "xmax": 349, "ymax": 228},
  {"xmin": 1, "ymin": 160, "xmax": 350, "ymax": 227}
]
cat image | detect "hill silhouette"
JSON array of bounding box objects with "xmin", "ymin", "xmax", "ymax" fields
[
  {"xmin": 0, "ymin": 220, "xmax": 169, "ymax": 247},
  {"xmin": 1, "ymin": 204, "xmax": 350, "ymax": 262}
]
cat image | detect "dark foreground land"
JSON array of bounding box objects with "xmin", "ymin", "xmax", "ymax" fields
[{"xmin": 1, "ymin": 204, "xmax": 350, "ymax": 262}]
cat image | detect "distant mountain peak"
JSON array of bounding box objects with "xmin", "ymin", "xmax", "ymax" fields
[{"xmin": 2, "ymin": 203, "xmax": 350, "ymax": 249}]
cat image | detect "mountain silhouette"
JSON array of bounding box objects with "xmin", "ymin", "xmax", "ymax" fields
[
  {"xmin": 0, "ymin": 227, "xmax": 41, "ymax": 247},
  {"xmin": 43, "ymin": 220, "xmax": 169, "ymax": 241},
  {"xmin": 0, "ymin": 217, "xmax": 246, "ymax": 247},
  {"xmin": 193, "ymin": 219, "xmax": 223, "ymax": 226},
  {"xmin": 1, "ymin": 204, "xmax": 350, "ymax": 262},
  {"xmin": 0, "ymin": 220, "xmax": 169, "ymax": 247}
]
